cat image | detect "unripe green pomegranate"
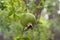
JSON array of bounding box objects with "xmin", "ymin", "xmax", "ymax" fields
[{"xmin": 20, "ymin": 13, "xmax": 36, "ymax": 29}]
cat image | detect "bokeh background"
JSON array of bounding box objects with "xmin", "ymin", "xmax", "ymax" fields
[{"xmin": 0, "ymin": 0, "xmax": 60, "ymax": 40}]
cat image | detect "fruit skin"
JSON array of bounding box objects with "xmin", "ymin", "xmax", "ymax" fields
[{"xmin": 20, "ymin": 13, "xmax": 36, "ymax": 27}]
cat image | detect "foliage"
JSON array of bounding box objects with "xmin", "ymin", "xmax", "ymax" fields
[{"xmin": 0, "ymin": 0, "xmax": 51, "ymax": 40}]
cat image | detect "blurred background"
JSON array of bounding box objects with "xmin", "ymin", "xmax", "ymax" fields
[{"xmin": 0, "ymin": 0, "xmax": 60, "ymax": 40}]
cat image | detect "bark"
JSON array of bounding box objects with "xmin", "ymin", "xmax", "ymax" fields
[
  {"xmin": 23, "ymin": 0, "xmax": 46, "ymax": 19},
  {"xmin": 34, "ymin": 0, "xmax": 45, "ymax": 19},
  {"xmin": 0, "ymin": 32, "xmax": 4, "ymax": 40}
]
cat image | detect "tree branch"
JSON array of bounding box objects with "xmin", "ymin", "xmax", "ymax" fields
[{"xmin": 34, "ymin": 0, "xmax": 46, "ymax": 19}]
